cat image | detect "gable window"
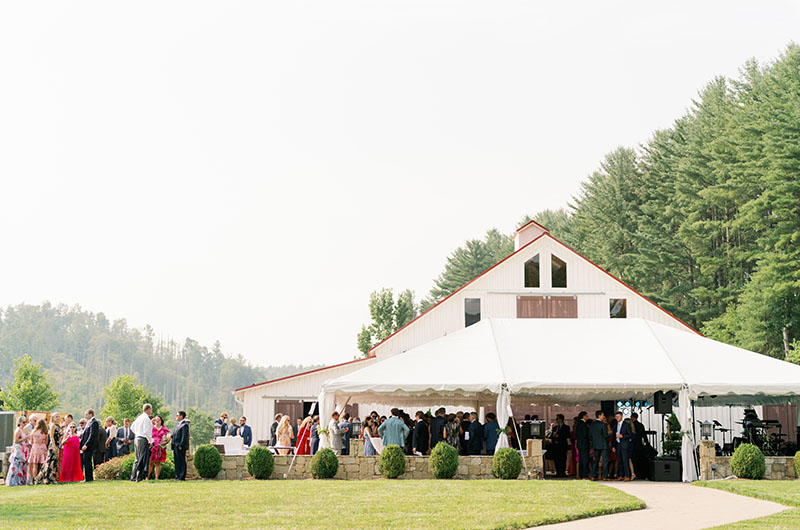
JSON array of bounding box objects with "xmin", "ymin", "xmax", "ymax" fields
[
  {"xmin": 465, "ymin": 298, "xmax": 481, "ymax": 327},
  {"xmin": 524, "ymin": 254, "xmax": 540, "ymax": 288},
  {"xmin": 551, "ymin": 255, "xmax": 567, "ymax": 288},
  {"xmin": 610, "ymin": 298, "xmax": 627, "ymax": 318}
]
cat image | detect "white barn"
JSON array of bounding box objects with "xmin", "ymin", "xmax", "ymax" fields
[{"xmin": 235, "ymin": 221, "xmax": 790, "ymax": 445}]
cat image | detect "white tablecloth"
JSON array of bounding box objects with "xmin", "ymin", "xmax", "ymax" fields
[{"xmin": 215, "ymin": 436, "xmax": 248, "ymax": 455}]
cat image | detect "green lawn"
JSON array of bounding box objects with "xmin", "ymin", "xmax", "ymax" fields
[
  {"xmin": 0, "ymin": 479, "xmax": 644, "ymax": 529},
  {"xmin": 696, "ymin": 480, "xmax": 800, "ymax": 529}
]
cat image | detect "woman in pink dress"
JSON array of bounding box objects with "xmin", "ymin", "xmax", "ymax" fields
[
  {"xmin": 28, "ymin": 418, "xmax": 49, "ymax": 482},
  {"xmin": 59, "ymin": 423, "xmax": 84, "ymax": 483},
  {"xmin": 148, "ymin": 415, "xmax": 170, "ymax": 480}
]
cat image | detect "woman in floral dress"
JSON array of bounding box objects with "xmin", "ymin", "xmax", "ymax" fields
[
  {"xmin": 5, "ymin": 415, "xmax": 31, "ymax": 487},
  {"xmin": 28, "ymin": 419, "xmax": 49, "ymax": 482},
  {"xmin": 148, "ymin": 415, "xmax": 170, "ymax": 480},
  {"xmin": 37, "ymin": 413, "xmax": 62, "ymax": 484}
]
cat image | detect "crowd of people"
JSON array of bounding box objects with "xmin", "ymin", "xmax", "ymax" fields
[
  {"xmin": 250, "ymin": 406, "xmax": 653, "ymax": 482},
  {"xmin": 268, "ymin": 407, "xmax": 506, "ymax": 458},
  {"xmin": 5, "ymin": 404, "xmax": 192, "ymax": 487},
  {"xmin": 544, "ymin": 410, "xmax": 653, "ymax": 481}
]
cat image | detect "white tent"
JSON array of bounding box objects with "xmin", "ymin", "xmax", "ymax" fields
[{"xmin": 320, "ymin": 318, "xmax": 800, "ymax": 481}]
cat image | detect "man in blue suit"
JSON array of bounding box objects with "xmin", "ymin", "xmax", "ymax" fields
[
  {"xmin": 483, "ymin": 412, "xmax": 500, "ymax": 455},
  {"xmin": 339, "ymin": 413, "xmax": 352, "ymax": 455},
  {"xmin": 614, "ymin": 411, "xmax": 634, "ymax": 481},
  {"xmin": 116, "ymin": 418, "xmax": 135, "ymax": 456},
  {"xmin": 172, "ymin": 410, "xmax": 190, "ymax": 481},
  {"xmin": 238, "ymin": 416, "xmax": 252, "ymax": 447}
]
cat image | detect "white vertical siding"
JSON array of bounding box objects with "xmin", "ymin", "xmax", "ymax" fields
[
  {"xmin": 236, "ymin": 358, "xmax": 379, "ymax": 442},
  {"xmin": 371, "ymin": 235, "xmax": 696, "ymax": 359}
]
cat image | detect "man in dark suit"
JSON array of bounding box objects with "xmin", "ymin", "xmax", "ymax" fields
[
  {"xmin": 429, "ymin": 408, "xmax": 447, "ymax": 450},
  {"xmin": 459, "ymin": 412, "xmax": 470, "ymax": 455},
  {"xmin": 468, "ymin": 412, "xmax": 484, "ymax": 455},
  {"xmin": 551, "ymin": 414, "xmax": 570, "ymax": 477},
  {"xmin": 80, "ymin": 408, "xmax": 99, "ymax": 482},
  {"xmin": 589, "ymin": 410, "xmax": 610, "ymax": 480},
  {"xmin": 483, "ymin": 412, "xmax": 500, "ymax": 456},
  {"xmin": 615, "ymin": 411, "xmax": 634, "ymax": 481},
  {"xmin": 270, "ymin": 414, "xmax": 281, "ymax": 446},
  {"xmin": 93, "ymin": 419, "xmax": 108, "ymax": 468},
  {"xmin": 116, "ymin": 418, "xmax": 135, "ymax": 456},
  {"xmin": 575, "ymin": 411, "xmax": 590, "ymax": 479},
  {"xmin": 631, "ymin": 412, "xmax": 648, "ymax": 479},
  {"xmin": 238, "ymin": 416, "xmax": 253, "ymax": 448},
  {"xmin": 172, "ymin": 410, "xmax": 190, "ymax": 481},
  {"xmin": 412, "ymin": 411, "xmax": 430, "ymax": 455}
]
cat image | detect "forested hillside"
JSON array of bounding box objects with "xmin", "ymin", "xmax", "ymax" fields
[
  {"xmin": 360, "ymin": 45, "xmax": 800, "ymax": 360},
  {"xmin": 0, "ymin": 303, "xmax": 322, "ymax": 415}
]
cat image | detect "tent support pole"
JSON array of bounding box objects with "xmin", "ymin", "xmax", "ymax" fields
[
  {"xmin": 508, "ymin": 398, "xmax": 532, "ymax": 479},
  {"xmin": 285, "ymin": 401, "xmax": 317, "ymax": 478}
]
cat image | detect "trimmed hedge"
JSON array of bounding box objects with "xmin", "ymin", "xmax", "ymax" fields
[
  {"xmin": 95, "ymin": 455, "xmax": 129, "ymax": 480},
  {"xmin": 119, "ymin": 453, "xmax": 135, "ymax": 480},
  {"xmin": 194, "ymin": 444, "xmax": 223, "ymax": 479},
  {"xmin": 246, "ymin": 446, "xmax": 275, "ymax": 479},
  {"xmin": 730, "ymin": 443, "xmax": 765, "ymax": 479},
  {"xmin": 492, "ymin": 447, "xmax": 522, "ymax": 479},
  {"xmin": 794, "ymin": 451, "xmax": 800, "ymax": 478},
  {"xmin": 310, "ymin": 448, "xmax": 339, "ymax": 479},
  {"xmin": 430, "ymin": 442, "xmax": 459, "ymax": 479},
  {"xmin": 378, "ymin": 444, "xmax": 406, "ymax": 479}
]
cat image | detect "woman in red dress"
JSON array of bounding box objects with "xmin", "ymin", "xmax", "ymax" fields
[
  {"xmin": 59, "ymin": 423, "xmax": 84, "ymax": 483},
  {"xmin": 295, "ymin": 416, "xmax": 311, "ymax": 455}
]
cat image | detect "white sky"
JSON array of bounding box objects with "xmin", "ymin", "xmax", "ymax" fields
[{"xmin": 1, "ymin": 2, "xmax": 798, "ymax": 367}]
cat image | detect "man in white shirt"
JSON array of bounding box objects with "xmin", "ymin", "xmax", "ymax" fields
[{"xmin": 130, "ymin": 403, "xmax": 153, "ymax": 482}]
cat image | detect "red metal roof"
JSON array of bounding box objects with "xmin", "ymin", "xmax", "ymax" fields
[
  {"xmin": 515, "ymin": 219, "xmax": 549, "ymax": 233},
  {"xmin": 233, "ymin": 356, "xmax": 375, "ymax": 393}
]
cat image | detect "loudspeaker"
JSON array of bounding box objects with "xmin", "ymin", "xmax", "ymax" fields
[
  {"xmin": 651, "ymin": 458, "xmax": 682, "ymax": 481},
  {"xmin": 600, "ymin": 400, "xmax": 615, "ymax": 418},
  {"xmin": 653, "ymin": 391, "xmax": 674, "ymax": 415}
]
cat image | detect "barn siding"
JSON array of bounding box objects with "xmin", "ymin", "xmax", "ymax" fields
[{"xmin": 371, "ymin": 235, "xmax": 695, "ymax": 359}]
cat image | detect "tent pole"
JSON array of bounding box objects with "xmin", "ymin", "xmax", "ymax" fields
[
  {"xmin": 285, "ymin": 401, "xmax": 317, "ymax": 479},
  {"xmin": 507, "ymin": 398, "xmax": 531, "ymax": 479},
  {"xmin": 691, "ymin": 400, "xmax": 700, "ymax": 478}
]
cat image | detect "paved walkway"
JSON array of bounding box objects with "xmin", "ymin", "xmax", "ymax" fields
[{"xmin": 540, "ymin": 481, "xmax": 789, "ymax": 529}]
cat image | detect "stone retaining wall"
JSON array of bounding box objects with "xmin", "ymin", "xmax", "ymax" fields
[
  {"xmin": 211, "ymin": 439, "xmax": 545, "ymax": 480},
  {"xmin": 699, "ymin": 440, "xmax": 796, "ymax": 480}
]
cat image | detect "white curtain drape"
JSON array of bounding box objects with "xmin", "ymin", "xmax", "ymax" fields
[
  {"xmin": 495, "ymin": 386, "xmax": 511, "ymax": 452},
  {"xmin": 317, "ymin": 390, "xmax": 335, "ymax": 449},
  {"xmin": 680, "ymin": 387, "xmax": 699, "ymax": 482}
]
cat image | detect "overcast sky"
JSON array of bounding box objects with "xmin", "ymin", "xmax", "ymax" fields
[{"xmin": 1, "ymin": 2, "xmax": 798, "ymax": 368}]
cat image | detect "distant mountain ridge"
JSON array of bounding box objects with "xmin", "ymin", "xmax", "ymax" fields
[{"xmin": 0, "ymin": 302, "xmax": 323, "ymax": 415}]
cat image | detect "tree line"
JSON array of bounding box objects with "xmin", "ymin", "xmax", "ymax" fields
[
  {"xmin": 358, "ymin": 44, "xmax": 800, "ymax": 360},
  {"xmin": 0, "ymin": 302, "xmax": 323, "ymax": 417}
]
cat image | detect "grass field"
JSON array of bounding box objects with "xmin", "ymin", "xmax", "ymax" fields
[
  {"xmin": 0, "ymin": 479, "xmax": 644, "ymax": 529},
  {"xmin": 697, "ymin": 480, "xmax": 800, "ymax": 529}
]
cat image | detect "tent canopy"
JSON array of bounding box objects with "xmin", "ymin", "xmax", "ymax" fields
[
  {"xmin": 322, "ymin": 318, "xmax": 800, "ymax": 405},
  {"xmin": 321, "ymin": 318, "xmax": 800, "ymax": 482}
]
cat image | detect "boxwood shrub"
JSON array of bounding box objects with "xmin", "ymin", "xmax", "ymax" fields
[
  {"xmin": 378, "ymin": 444, "xmax": 406, "ymax": 479},
  {"xmin": 194, "ymin": 444, "xmax": 223, "ymax": 479},
  {"xmin": 730, "ymin": 443, "xmax": 765, "ymax": 479},
  {"xmin": 492, "ymin": 447, "xmax": 522, "ymax": 479},
  {"xmin": 310, "ymin": 448, "xmax": 339, "ymax": 479},
  {"xmin": 119, "ymin": 453, "xmax": 135, "ymax": 480},
  {"xmin": 246, "ymin": 446, "xmax": 275, "ymax": 479},
  {"xmin": 794, "ymin": 450, "xmax": 800, "ymax": 478},
  {"xmin": 429, "ymin": 442, "xmax": 459, "ymax": 479}
]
